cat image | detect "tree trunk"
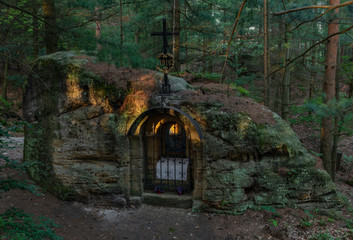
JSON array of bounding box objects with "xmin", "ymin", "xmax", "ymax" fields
[
  {"xmin": 120, "ymin": 0, "xmax": 123, "ymax": 47},
  {"xmin": 281, "ymin": 13, "xmax": 292, "ymax": 121},
  {"xmin": 173, "ymin": 0, "xmax": 180, "ymax": 71},
  {"xmin": 331, "ymin": 44, "xmax": 340, "ymax": 180},
  {"xmin": 274, "ymin": 83, "xmax": 281, "ymax": 114},
  {"xmin": 202, "ymin": 35, "xmax": 206, "ymax": 73},
  {"xmin": 309, "ymin": 48, "xmax": 316, "ymax": 103},
  {"xmin": 282, "ymin": 46, "xmax": 291, "ymax": 121},
  {"xmin": 184, "ymin": 3, "xmax": 188, "ymax": 71},
  {"xmin": 349, "ymin": 80, "xmax": 353, "ymax": 98},
  {"xmin": 42, "ymin": 0, "xmax": 57, "ymax": 54},
  {"xmin": 320, "ymin": 0, "xmax": 340, "ymax": 178},
  {"xmin": 95, "ymin": 7, "xmax": 101, "ymax": 51},
  {"xmin": 32, "ymin": 5, "xmax": 39, "ymax": 59},
  {"xmin": 1, "ymin": 52, "xmax": 8, "ymax": 100},
  {"xmin": 263, "ymin": 0, "xmax": 270, "ymax": 107}
]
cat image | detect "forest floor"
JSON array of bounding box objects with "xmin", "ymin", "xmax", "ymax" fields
[
  {"xmin": 1, "ymin": 73, "xmax": 353, "ymax": 239},
  {"xmin": 1, "ymin": 130, "xmax": 353, "ymax": 240}
]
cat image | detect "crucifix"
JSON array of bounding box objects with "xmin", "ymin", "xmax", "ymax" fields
[{"xmin": 151, "ymin": 19, "xmax": 179, "ymax": 95}]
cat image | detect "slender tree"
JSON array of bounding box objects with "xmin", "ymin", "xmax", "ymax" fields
[
  {"xmin": 172, "ymin": 0, "xmax": 181, "ymax": 71},
  {"xmin": 32, "ymin": 4, "xmax": 39, "ymax": 59},
  {"xmin": 95, "ymin": 6, "xmax": 102, "ymax": 51},
  {"xmin": 280, "ymin": 0, "xmax": 293, "ymax": 122},
  {"xmin": 263, "ymin": 0, "xmax": 270, "ymax": 107},
  {"xmin": 320, "ymin": 0, "xmax": 340, "ymax": 178},
  {"xmin": 42, "ymin": 0, "xmax": 58, "ymax": 54},
  {"xmin": 120, "ymin": 0, "xmax": 123, "ymax": 47},
  {"xmin": 1, "ymin": 51, "xmax": 8, "ymax": 100}
]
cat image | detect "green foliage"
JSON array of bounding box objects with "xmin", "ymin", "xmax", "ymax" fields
[
  {"xmin": 345, "ymin": 219, "xmax": 353, "ymax": 229},
  {"xmin": 193, "ymin": 72, "xmax": 221, "ymax": 82},
  {"xmin": 0, "ymin": 97, "xmax": 12, "ymax": 117},
  {"xmin": 234, "ymin": 74, "xmax": 258, "ymax": 87},
  {"xmin": 318, "ymin": 217, "xmax": 334, "ymax": 227},
  {"xmin": 0, "ymin": 207, "xmax": 62, "ymax": 240},
  {"xmin": 318, "ymin": 218, "xmax": 327, "ymax": 226},
  {"xmin": 309, "ymin": 232, "xmax": 335, "ymax": 240},
  {"xmin": 304, "ymin": 209, "xmax": 314, "ymax": 219},
  {"xmin": 229, "ymin": 84, "xmax": 249, "ymax": 97},
  {"xmin": 343, "ymin": 154, "xmax": 353, "ymax": 165},
  {"xmin": 341, "ymin": 55, "xmax": 353, "ymax": 86},
  {"xmin": 261, "ymin": 205, "xmax": 277, "ymax": 213},
  {"xmin": 97, "ymin": 28, "xmax": 157, "ymax": 68},
  {"xmin": 268, "ymin": 219, "xmax": 278, "ymax": 227},
  {"xmin": 290, "ymin": 96, "xmax": 353, "ymax": 137},
  {"xmin": 236, "ymin": 86, "xmax": 250, "ymax": 97},
  {"xmin": 261, "ymin": 205, "xmax": 281, "ymax": 218},
  {"xmin": 0, "ymin": 156, "xmax": 41, "ymax": 195},
  {"xmin": 299, "ymin": 218, "xmax": 313, "ymax": 228},
  {"xmin": 7, "ymin": 75, "xmax": 27, "ymax": 88}
]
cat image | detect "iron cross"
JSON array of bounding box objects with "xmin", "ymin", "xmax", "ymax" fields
[
  {"xmin": 151, "ymin": 19, "xmax": 179, "ymax": 95},
  {"xmin": 151, "ymin": 19, "xmax": 179, "ymax": 54}
]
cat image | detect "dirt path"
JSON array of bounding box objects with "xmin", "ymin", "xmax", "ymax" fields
[{"xmin": 1, "ymin": 137, "xmax": 353, "ymax": 240}]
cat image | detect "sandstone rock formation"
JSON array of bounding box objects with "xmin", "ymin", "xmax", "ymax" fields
[{"xmin": 24, "ymin": 52, "xmax": 341, "ymax": 213}]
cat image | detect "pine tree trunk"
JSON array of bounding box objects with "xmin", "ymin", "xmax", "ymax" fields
[
  {"xmin": 120, "ymin": 0, "xmax": 123, "ymax": 47},
  {"xmin": 42, "ymin": 0, "xmax": 57, "ymax": 54},
  {"xmin": 309, "ymin": 48, "xmax": 316, "ymax": 103},
  {"xmin": 173, "ymin": 0, "xmax": 180, "ymax": 71},
  {"xmin": 281, "ymin": 14, "xmax": 292, "ymax": 121},
  {"xmin": 184, "ymin": 2, "xmax": 188, "ymax": 71},
  {"xmin": 32, "ymin": 6, "xmax": 39, "ymax": 59},
  {"xmin": 95, "ymin": 7, "xmax": 101, "ymax": 51},
  {"xmin": 320, "ymin": 0, "xmax": 340, "ymax": 178},
  {"xmin": 282, "ymin": 46, "xmax": 291, "ymax": 121},
  {"xmin": 1, "ymin": 52, "xmax": 8, "ymax": 100},
  {"xmin": 263, "ymin": 0, "xmax": 270, "ymax": 107},
  {"xmin": 275, "ymin": 83, "xmax": 281, "ymax": 113},
  {"xmin": 135, "ymin": 28, "xmax": 140, "ymax": 44},
  {"xmin": 349, "ymin": 81, "xmax": 353, "ymax": 98},
  {"xmin": 202, "ymin": 35, "xmax": 206, "ymax": 73},
  {"xmin": 330, "ymin": 43, "xmax": 341, "ymax": 180}
]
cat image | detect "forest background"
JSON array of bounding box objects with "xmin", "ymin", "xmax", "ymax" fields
[{"xmin": 1, "ymin": 0, "xmax": 353, "ymax": 239}]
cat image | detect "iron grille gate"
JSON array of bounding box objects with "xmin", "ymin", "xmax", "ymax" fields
[{"xmin": 144, "ymin": 121, "xmax": 193, "ymax": 194}]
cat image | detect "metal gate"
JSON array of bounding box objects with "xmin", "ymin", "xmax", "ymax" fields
[{"xmin": 144, "ymin": 121, "xmax": 193, "ymax": 194}]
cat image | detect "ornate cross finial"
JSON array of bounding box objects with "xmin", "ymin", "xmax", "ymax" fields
[{"xmin": 151, "ymin": 19, "xmax": 179, "ymax": 95}]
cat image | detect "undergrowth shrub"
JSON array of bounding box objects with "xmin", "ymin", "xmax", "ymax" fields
[{"xmin": 0, "ymin": 208, "xmax": 63, "ymax": 240}]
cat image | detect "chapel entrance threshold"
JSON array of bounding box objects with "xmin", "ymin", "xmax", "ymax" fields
[{"xmin": 142, "ymin": 191, "xmax": 193, "ymax": 209}]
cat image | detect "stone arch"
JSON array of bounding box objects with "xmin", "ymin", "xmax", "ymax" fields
[
  {"xmin": 127, "ymin": 106, "xmax": 204, "ymax": 206},
  {"xmin": 127, "ymin": 106, "xmax": 203, "ymax": 141}
]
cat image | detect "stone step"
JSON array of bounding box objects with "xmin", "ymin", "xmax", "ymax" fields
[{"xmin": 142, "ymin": 192, "xmax": 193, "ymax": 209}]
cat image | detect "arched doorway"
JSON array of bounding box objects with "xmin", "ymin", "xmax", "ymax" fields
[
  {"xmin": 127, "ymin": 106, "xmax": 203, "ymax": 198},
  {"xmin": 144, "ymin": 118, "xmax": 192, "ymax": 193}
]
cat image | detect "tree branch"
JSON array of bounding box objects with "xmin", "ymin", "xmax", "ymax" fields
[
  {"xmin": 220, "ymin": 0, "xmax": 247, "ymax": 83},
  {"xmin": 273, "ymin": 5, "xmax": 330, "ymax": 16},
  {"xmin": 268, "ymin": 24, "xmax": 353, "ymax": 78},
  {"xmin": 272, "ymin": 0, "xmax": 353, "ymax": 16},
  {"xmin": 273, "ymin": 1, "xmax": 353, "ymax": 32}
]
